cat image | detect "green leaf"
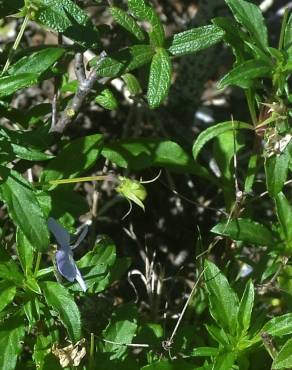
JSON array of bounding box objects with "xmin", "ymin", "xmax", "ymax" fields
[
  {"xmin": 93, "ymin": 45, "xmax": 154, "ymax": 77},
  {"xmin": 0, "ymin": 124, "xmax": 51, "ymax": 150},
  {"xmin": 11, "ymin": 143, "xmax": 53, "ymax": 161},
  {"xmin": 211, "ymin": 218, "xmax": 274, "ymax": 246},
  {"xmin": 218, "ymin": 59, "xmax": 271, "ymax": 89},
  {"xmin": 213, "ymin": 130, "xmax": 245, "ymax": 182},
  {"xmin": 244, "ymin": 153, "xmax": 258, "ymax": 193},
  {"xmin": 168, "ymin": 25, "xmax": 224, "ymax": 56},
  {"xmin": 122, "ymin": 73, "xmax": 142, "ymax": 95},
  {"xmin": 284, "ymin": 14, "xmax": 292, "ymax": 57},
  {"xmin": 248, "ymin": 42, "xmax": 274, "ymax": 64},
  {"xmin": 0, "ymin": 248, "xmax": 23, "ymax": 284},
  {"xmin": 127, "ymin": 0, "xmax": 165, "ymax": 47},
  {"xmin": 95, "ymin": 88, "xmax": 118, "ymax": 110},
  {"xmin": 0, "ymin": 281, "xmax": 16, "ymax": 313},
  {"xmin": 23, "ymin": 299, "xmax": 40, "ymax": 325},
  {"xmin": 0, "ymin": 316, "xmax": 25, "ymax": 370},
  {"xmin": 33, "ymin": 335, "xmax": 63, "ymax": 370},
  {"xmin": 35, "ymin": 0, "xmax": 100, "ymax": 48},
  {"xmin": 35, "ymin": 191, "xmax": 51, "ymax": 219},
  {"xmin": 238, "ymin": 280, "xmax": 254, "ymax": 333},
  {"xmin": 213, "ymin": 352, "xmax": 237, "ymax": 370},
  {"xmin": 265, "ymin": 151, "xmax": 289, "ymax": 197},
  {"xmin": 0, "ymin": 128, "xmax": 53, "ymax": 162},
  {"xmin": 103, "ymin": 321, "xmax": 137, "ymax": 359},
  {"xmin": 25, "ymin": 276, "xmax": 42, "ymax": 295},
  {"xmin": 9, "ymin": 47, "xmax": 65, "ymax": 75},
  {"xmin": 0, "ymin": 137, "xmax": 13, "ymax": 165},
  {"xmin": 102, "ymin": 303, "xmax": 137, "ymax": 359},
  {"xmin": 33, "ymin": 334, "xmax": 55, "ymax": 370},
  {"xmin": 275, "ymin": 192, "xmax": 292, "ymax": 248},
  {"xmin": 16, "ymin": 229, "xmax": 35, "ymax": 276},
  {"xmin": 272, "ymin": 337, "xmax": 292, "ymax": 369},
  {"xmin": 0, "ymin": 73, "xmax": 39, "ymax": 98},
  {"xmin": 212, "ymin": 17, "xmax": 246, "ymax": 62},
  {"xmin": 0, "ymin": 263, "xmax": 23, "ymax": 284},
  {"xmin": 205, "ymin": 324, "xmax": 230, "ymax": 346},
  {"xmin": 102, "ymin": 137, "xmax": 211, "ymax": 179},
  {"xmin": 261, "ymin": 313, "xmax": 292, "ymax": 338},
  {"xmin": 192, "ymin": 121, "xmax": 253, "ymax": 160},
  {"xmin": 49, "ymin": 186, "xmax": 89, "ymax": 220},
  {"xmin": 0, "ymin": 168, "xmax": 49, "ymax": 252},
  {"xmin": 110, "ymin": 6, "xmax": 145, "ymax": 41},
  {"xmin": 190, "ymin": 347, "xmax": 219, "ymax": 357},
  {"xmin": 41, "ymin": 134, "xmax": 103, "ymax": 184},
  {"xmin": 147, "ymin": 48, "xmax": 172, "ymax": 109},
  {"xmin": 204, "ymin": 260, "xmax": 239, "ymax": 335},
  {"xmin": 41, "ymin": 281, "xmax": 82, "ymax": 341},
  {"xmin": 73, "ymin": 236, "xmax": 117, "ymax": 293},
  {"xmin": 142, "ymin": 360, "xmax": 201, "ymax": 370},
  {"xmin": 225, "ymin": 0, "xmax": 268, "ymax": 50}
]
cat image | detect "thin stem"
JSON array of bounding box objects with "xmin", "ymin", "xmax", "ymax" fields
[
  {"xmin": 102, "ymin": 338, "xmax": 149, "ymax": 348},
  {"xmin": 48, "ymin": 175, "xmax": 114, "ymax": 185},
  {"xmin": 2, "ymin": 13, "xmax": 30, "ymax": 74},
  {"xmin": 278, "ymin": 8, "xmax": 289, "ymax": 51},
  {"xmin": 32, "ymin": 175, "xmax": 114, "ymax": 187},
  {"xmin": 167, "ymin": 268, "xmax": 206, "ymax": 345},
  {"xmin": 245, "ymin": 89, "xmax": 257, "ymax": 126},
  {"xmin": 88, "ymin": 333, "xmax": 95, "ymax": 370},
  {"xmin": 34, "ymin": 252, "xmax": 42, "ymax": 277}
]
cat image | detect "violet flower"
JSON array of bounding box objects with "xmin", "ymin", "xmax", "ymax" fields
[{"xmin": 47, "ymin": 217, "xmax": 88, "ymax": 292}]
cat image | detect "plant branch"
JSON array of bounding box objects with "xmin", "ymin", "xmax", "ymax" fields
[
  {"xmin": 50, "ymin": 53, "xmax": 99, "ymax": 134},
  {"xmin": 75, "ymin": 52, "xmax": 86, "ymax": 83}
]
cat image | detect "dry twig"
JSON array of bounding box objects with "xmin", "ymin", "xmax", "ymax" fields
[{"xmin": 50, "ymin": 53, "xmax": 100, "ymax": 134}]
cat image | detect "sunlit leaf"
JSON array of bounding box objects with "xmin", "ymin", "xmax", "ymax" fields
[
  {"xmin": 168, "ymin": 25, "xmax": 224, "ymax": 56},
  {"xmin": 41, "ymin": 281, "xmax": 82, "ymax": 341},
  {"xmin": 147, "ymin": 48, "xmax": 172, "ymax": 109},
  {"xmin": 211, "ymin": 218, "xmax": 274, "ymax": 246}
]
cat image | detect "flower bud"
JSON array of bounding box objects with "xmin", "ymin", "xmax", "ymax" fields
[{"xmin": 116, "ymin": 177, "xmax": 147, "ymax": 210}]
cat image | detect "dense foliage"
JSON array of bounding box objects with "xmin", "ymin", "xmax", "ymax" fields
[{"xmin": 0, "ymin": 0, "xmax": 292, "ymax": 369}]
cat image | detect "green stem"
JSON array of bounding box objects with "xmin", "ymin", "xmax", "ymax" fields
[
  {"xmin": 33, "ymin": 175, "xmax": 114, "ymax": 188},
  {"xmin": 2, "ymin": 13, "xmax": 30, "ymax": 75},
  {"xmin": 245, "ymin": 89, "xmax": 257, "ymax": 127},
  {"xmin": 33, "ymin": 252, "xmax": 42, "ymax": 277},
  {"xmin": 278, "ymin": 8, "xmax": 289, "ymax": 51},
  {"xmin": 89, "ymin": 333, "xmax": 95, "ymax": 370},
  {"xmin": 49, "ymin": 175, "xmax": 112, "ymax": 185}
]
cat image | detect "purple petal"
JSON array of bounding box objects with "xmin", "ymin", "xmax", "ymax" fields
[
  {"xmin": 48, "ymin": 217, "xmax": 70, "ymax": 247},
  {"xmin": 55, "ymin": 248, "xmax": 76, "ymax": 282},
  {"xmin": 71, "ymin": 225, "xmax": 88, "ymax": 250},
  {"xmin": 239, "ymin": 263, "xmax": 253, "ymax": 278},
  {"xmin": 75, "ymin": 267, "xmax": 87, "ymax": 292}
]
